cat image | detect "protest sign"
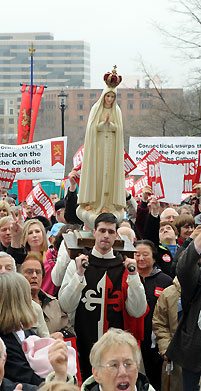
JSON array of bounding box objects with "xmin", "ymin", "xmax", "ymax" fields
[
  {"xmin": 195, "ymin": 150, "xmax": 201, "ymax": 184},
  {"xmin": 26, "ymin": 183, "xmax": 54, "ymax": 219},
  {"xmin": 124, "ymin": 152, "xmax": 137, "ymax": 175},
  {"xmin": 72, "ymin": 163, "xmax": 81, "ymax": 185},
  {"xmin": 169, "ymin": 159, "xmax": 196, "ymax": 193},
  {"xmin": 147, "ymin": 161, "xmax": 165, "ymax": 199},
  {"xmin": 159, "ymin": 162, "xmax": 185, "ymax": 204},
  {"xmin": 73, "ymin": 145, "xmax": 84, "ymax": 168},
  {"xmin": 129, "ymin": 137, "xmax": 201, "ymax": 166},
  {"xmin": 0, "ymin": 168, "xmax": 16, "ymax": 189},
  {"xmin": 125, "ymin": 176, "xmax": 135, "ymax": 196},
  {"xmin": 134, "ymin": 175, "xmax": 148, "ymax": 196},
  {"xmin": 0, "ymin": 137, "xmax": 67, "ymax": 180},
  {"xmin": 148, "ymin": 158, "xmax": 196, "ymax": 200},
  {"xmin": 136, "ymin": 148, "xmax": 168, "ymax": 175}
]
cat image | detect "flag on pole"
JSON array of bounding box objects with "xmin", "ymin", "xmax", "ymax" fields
[{"xmin": 17, "ymin": 84, "xmax": 44, "ymax": 202}]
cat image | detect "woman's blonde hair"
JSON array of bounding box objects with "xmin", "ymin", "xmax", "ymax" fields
[
  {"xmin": 89, "ymin": 328, "xmax": 141, "ymax": 369},
  {"xmin": 0, "ymin": 272, "xmax": 37, "ymax": 333},
  {"xmin": 21, "ymin": 219, "xmax": 48, "ymax": 252},
  {"xmin": 0, "ymin": 200, "xmax": 11, "ymax": 216}
]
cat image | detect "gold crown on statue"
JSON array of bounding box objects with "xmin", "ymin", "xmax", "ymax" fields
[{"xmin": 103, "ymin": 65, "xmax": 122, "ymax": 88}]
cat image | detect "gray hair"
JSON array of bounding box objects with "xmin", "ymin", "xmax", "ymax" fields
[
  {"xmin": 89, "ymin": 328, "xmax": 141, "ymax": 368},
  {"xmin": 0, "ymin": 252, "xmax": 16, "ymax": 272}
]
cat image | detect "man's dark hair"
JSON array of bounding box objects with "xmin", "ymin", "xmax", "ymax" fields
[{"xmin": 94, "ymin": 213, "xmax": 118, "ymax": 230}]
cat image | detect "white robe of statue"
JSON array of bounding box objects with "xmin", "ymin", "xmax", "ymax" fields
[{"xmin": 76, "ymin": 86, "xmax": 126, "ymax": 228}]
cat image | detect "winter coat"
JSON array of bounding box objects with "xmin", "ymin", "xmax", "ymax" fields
[{"xmin": 152, "ymin": 277, "xmax": 181, "ymax": 356}]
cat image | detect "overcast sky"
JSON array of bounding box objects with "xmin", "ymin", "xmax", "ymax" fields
[{"xmin": 2, "ymin": 0, "xmax": 192, "ymax": 89}]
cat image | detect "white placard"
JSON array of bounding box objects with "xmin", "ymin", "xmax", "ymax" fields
[
  {"xmin": 129, "ymin": 137, "xmax": 201, "ymax": 168},
  {"xmin": 0, "ymin": 137, "xmax": 67, "ymax": 180},
  {"xmin": 159, "ymin": 162, "xmax": 185, "ymax": 204}
]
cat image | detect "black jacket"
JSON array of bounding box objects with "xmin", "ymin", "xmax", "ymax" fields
[
  {"xmin": 166, "ymin": 241, "xmax": 201, "ymax": 372},
  {"xmin": 0, "ymin": 378, "xmax": 37, "ymax": 391},
  {"xmin": 0, "ymin": 330, "xmax": 43, "ymax": 386}
]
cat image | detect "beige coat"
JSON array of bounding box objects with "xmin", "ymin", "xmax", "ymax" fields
[
  {"xmin": 41, "ymin": 291, "xmax": 74, "ymax": 335},
  {"xmin": 152, "ymin": 277, "xmax": 182, "ymax": 391},
  {"xmin": 153, "ymin": 277, "xmax": 181, "ymax": 355}
]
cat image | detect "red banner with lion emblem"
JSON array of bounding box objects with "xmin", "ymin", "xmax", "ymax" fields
[
  {"xmin": 17, "ymin": 84, "xmax": 44, "ymax": 202},
  {"xmin": 17, "ymin": 84, "xmax": 44, "ymax": 144}
]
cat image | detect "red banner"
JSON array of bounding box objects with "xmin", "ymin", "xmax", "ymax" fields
[
  {"xmin": 28, "ymin": 85, "xmax": 45, "ymax": 143},
  {"xmin": 26, "ymin": 183, "xmax": 54, "ymax": 219},
  {"xmin": 51, "ymin": 140, "xmax": 65, "ymax": 166},
  {"xmin": 17, "ymin": 84, "xmax": 31, "ymax": 144},
  {"xmin": 0, "ymin": 168, "xmax": 16, "ymax": 189},
  {"xmin": 17, "ymin": 84, "xmax": 44, "ymax": 144},
  {"xmin": 17, "ymin": 84, "xmax": 44, "ymax": 202}
]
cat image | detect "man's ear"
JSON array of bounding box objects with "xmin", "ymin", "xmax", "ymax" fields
[{"xmin": 92, "ymin": 367, "xmax": 101, "ymax": 384}]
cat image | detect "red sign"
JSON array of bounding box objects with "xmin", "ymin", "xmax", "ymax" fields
[
  {"xmin": 0, "ymin": 168, "xmax": 16, "ymax": 190},
  {"xmin": 136, "ymin": 148, "xmax": 168, "ymax": 174},
  {"xmin": 26, "ymin": 183, "xmax": 54, "ymax": 219},
  {"xmin": 125, "ymin": 176, "xmax": 135, "ymax": 197},
  {"xmin": 124, "ymin": 152, "xmax": 137, "ymax": 175},
  {"xmin": 134, "ymin": 175, "xmax": 148, "ymax": 196},
  {"xmin": 73, "ymin": 145, "xmax": 84, "ymax": 168},
  {"xmin": 147, "ymin": 161, "xmax": 165, "ymax": 199},
  {"xmin": 195, "ymin": 150, "xmax": 201, "ymax": 184},
  {"xmin": 72, "ymin": 163, "xmax": 81, "ymax": 185}
]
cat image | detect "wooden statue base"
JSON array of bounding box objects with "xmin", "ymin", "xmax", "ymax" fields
[{"xmin": 63, "ymin": 230, "xmax": 136, "ymax": 259}]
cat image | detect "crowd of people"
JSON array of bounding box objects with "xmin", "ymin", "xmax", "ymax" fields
[{"xmin": 0, "ymin": 177, "xmax": 201, "ymax": 391}]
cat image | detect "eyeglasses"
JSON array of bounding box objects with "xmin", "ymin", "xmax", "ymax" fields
[{"xmin": 99, "ymin": 360, "xmax": 136, "ymax": 373}]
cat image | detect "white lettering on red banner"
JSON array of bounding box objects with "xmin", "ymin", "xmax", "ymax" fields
[
  {"xmin": 125, "ymin": 176, "xmax": 135, "ymax": 196},
  {"xmin": 26, "ymin": 183, "xmax": 54, "ymax": 219},
  {"xmin": 136, "ymin": 148, "xmax": 168, "ymax": 174},
  {"xmin": 134, "ymin": 175, "xmax": 148, "ymax": 196},
  {"xmin": 147, "ymin": 161, "xmax": 165, "ymax": 199},
  {"xmin": 124, "ymin": 152, "xmax": 136, "ymax": 175}
]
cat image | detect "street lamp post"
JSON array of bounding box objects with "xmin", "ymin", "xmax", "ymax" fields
[{"xmin": 58, "ymin": 89, "xmax": 67, "ymax": 137}]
